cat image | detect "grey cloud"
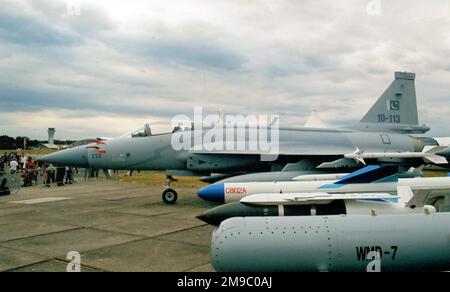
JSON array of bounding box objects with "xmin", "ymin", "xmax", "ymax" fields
[
  {"xmin": 147, "ymin": 39, "xmax": 247, "ymax": 70},
  {"xmin": 28, "ymin": 0, "xmax": 115, "ymax": 32},
  {"xmin": 0, "ymin": 3, "xmax": 82, "ymax": 46},
  {"xmin": 1, "ymin": 0, "xmax": 450, "ymax": 139},
  {"xmin": 0, "ymin": 0, "xmax": 115, "ymax": 48},
  {"xmin": 111, "ymin": 37, "xmax": 247, "ymax": 71},
  {"xmin": 0, "ymin": 83, "xmax": 199, "ymax": 119}
]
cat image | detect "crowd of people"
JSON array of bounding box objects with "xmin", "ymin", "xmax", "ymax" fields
[{"xmin": 0, "ymin": 152, "xmax": 77, "ymax": 187}]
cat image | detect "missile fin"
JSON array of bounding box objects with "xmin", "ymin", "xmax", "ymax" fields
[
  {"xmin": 424, "ymin": 154, "xmax": 448, "ymax": 165},
  {"xmin": 398, "ymin": 186, "xmax": 430, "ymax": 208},
  {"xmin": 317, "ymin": 158, "xmax": 361, "ymax": 169}
]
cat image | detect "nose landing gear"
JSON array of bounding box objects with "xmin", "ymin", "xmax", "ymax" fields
[
  {"xmin": 162, "ymin": 188, "xmax": 178, "ymax": 204},
  {"xmin": 162, "ymin": 175, "xmax": 178, "ymax": 204}
]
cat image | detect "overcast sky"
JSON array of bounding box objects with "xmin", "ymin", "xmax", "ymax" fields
[{"xmin": 1, "ymin": 0, "xmax": 449, "ymax": 140}]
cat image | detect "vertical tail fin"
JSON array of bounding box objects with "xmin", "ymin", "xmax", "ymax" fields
[
  {"xmin": 350, "ymin": 72, "xmax": 429, "ymax": 134},
  {"xmin": 361, "ymin": 72, "xmax": 418, "ymax": 125}
]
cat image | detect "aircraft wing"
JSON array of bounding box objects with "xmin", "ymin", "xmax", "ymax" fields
[
  {"xmin": 240, "ymin": 192, "xmax": 398, "ymax": 206},
  {"xmin": 186, "ymin": 143, "xmax": 350, "ymax": 172}
]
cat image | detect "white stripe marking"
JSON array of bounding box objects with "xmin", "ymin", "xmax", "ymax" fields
[{"xmin": 10, "ymin": 197, "xmax": 71, "ymax": 204}]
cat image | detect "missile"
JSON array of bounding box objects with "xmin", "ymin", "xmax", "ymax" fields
[
  {"xmin": 211, "ymin": 213, "xmax": 450, "ymax": 272},
  {"xmin": 197, "ymin": 177, "xmax": 450, "ymax": 203},
  {"xmin": 292, "ymin": 173, "xmax": 349, "ymax": 181},
  {"xmin": 218, "ymin": 170, "xmax": 352, "ymax": 183},
  {"xmin": 197, "ymin": 165, "xmax": 450, "ymax": 203},
  {"xmin": 318, "ymin": 146, "xmax": 449, "ymax": 169},
  {"xmin": 216, "ymin": 167, "xmax": 420, "ymax": 184},
  {"xmin": 197, "ymin": 187, "xmax": 436, "ymax": 226},
  {"xmin": 342, "ymin": 146, "xmax": 448, "ymax": 165}
]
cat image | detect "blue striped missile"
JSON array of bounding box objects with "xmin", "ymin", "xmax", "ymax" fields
[{"xmin": 197, "ymin": 165, "xmax": 450, "ymax": 203}]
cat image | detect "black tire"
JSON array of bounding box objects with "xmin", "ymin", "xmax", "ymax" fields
[{"xmin": 162, "ymin": 188, "xmax": 178, "ymax": 204}]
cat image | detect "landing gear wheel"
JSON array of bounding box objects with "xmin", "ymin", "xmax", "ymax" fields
[{"xmin": 162, "ymin": 188, "xmax": 178, "ymax": 204}]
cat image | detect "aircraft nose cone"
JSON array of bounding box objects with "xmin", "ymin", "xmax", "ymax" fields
[
  {"xmin": 38, "ymin": 146, "xmax": 88, "ymax": 167},
  {"xmin": 197, "ymin": 183, "xmax": 225, "ymax": 203}
]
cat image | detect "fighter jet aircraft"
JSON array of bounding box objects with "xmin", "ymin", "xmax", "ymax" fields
[{"xmin": 38, "ymin": 72, "xmax": 446, "ymax": 204}]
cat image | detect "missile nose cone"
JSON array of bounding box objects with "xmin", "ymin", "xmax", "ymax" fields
[
  {"xmin": 197, "ymin": 183, "xmax": 225, "ymax": 203},
  {"xmin": 196, "ymin": 204, "xmax": 230, "ymax": 226},
  {"xmin": 38, "ymin": 146, "xmax": 88, "ymax": 167},
  {"xmin": 196, "ymin": 202, "xmax": 250, "ymax": 226},
  {"xmin": 196, "ymin": 213, "xmax": 216, "ymax": 226}
]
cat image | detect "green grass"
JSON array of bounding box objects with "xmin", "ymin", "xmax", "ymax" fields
[
  {"xmin": 116, "ymin": 170, "xmax": 206, "ymax": 189},
  {"xmin": 0, "ymin": 149, "xmax": 58, "ymax": 155}
]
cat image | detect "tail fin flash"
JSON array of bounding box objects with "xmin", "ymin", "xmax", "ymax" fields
[
  {"xmin": 361, "ymin": 72, "xmax": 418, "ymax": 125},
  {"xmin": 353, "ymin": 72, "xmax": 429, "ymax": 134}
]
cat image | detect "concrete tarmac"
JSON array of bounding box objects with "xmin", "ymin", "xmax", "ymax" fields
[{"xmin": 0, "ymin": 178, "xmax": 218, "ymax": 272}]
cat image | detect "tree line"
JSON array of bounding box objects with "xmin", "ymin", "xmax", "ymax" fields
[{"xmin": 0, "ymin": 135, "xmax": 75, "ymax": 149}]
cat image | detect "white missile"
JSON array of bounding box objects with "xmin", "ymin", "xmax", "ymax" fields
[
  {"xmin": 197, "ymin": 186, "xmax": 437, "ymax": 226},
  {"xmin": 292, "ymin": 173, "xmax": 349, "ymax": 181},
  {"xmin": 343, "ymin": 146, "xmax": 448, "ymax": 165},
  {"xmin": 240, "ymin": 192, "xmax": 397, "ymax": 205},
  {"xmin": 241, "ymin": 186, "xmax": 425, "ymax": 207},
  {"xmin": 198, "ymin": 165, "xmax": 450, "ymax": 203}
]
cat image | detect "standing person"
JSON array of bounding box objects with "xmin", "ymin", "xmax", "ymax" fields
[
  {"xmin": 69, "ymin": 167, "xmax": 77, "ymax": 183},
  {"xmin": 17, "ymin": 156, "xmax": 21, "ymax": 170},
  {"xmin": 103, "ymin": 169, "xmax": 112, "ymax": 180},
  {"xmin": 73, "ymin": 167, "xmax": 78, "ymax": 183},
  {"xmin": 20, "ymin": 155, "xmax": 27, "ymax": 171},
  {"xmin": 9, "ymin": 158, "xmax": 18, "ymax": 174},
  {"xmin": 45, "ymin": 164, "xmax": 56, "ymax": 187},
  {"xmin": 33, "ymin": 161, "xmax": 41, "ymax": 186},
  {"xmin": 24, "ymin": 157, "xmax": 35, "ymax": 187},
  {"xmin": 56, "ymin": 166, "xmax": 66, "ymax": 186},
  {"xmin": 65, "ymin": 167, "xmax": 74, "ymax": 184}
]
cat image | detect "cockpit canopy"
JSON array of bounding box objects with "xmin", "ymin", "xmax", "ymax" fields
[
  {"xmin": 131, "ymin": 123, "xmax": 152, "ymax": 138},
  {"xmin": 122, "ymin": 123, "xmax": 185, "ymax": 138}
]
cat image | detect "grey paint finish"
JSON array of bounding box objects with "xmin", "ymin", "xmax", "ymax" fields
[
  {"xmin": 38, "ymin": 71, "xmax": 434, "ymax": 174},
  {"xmin": 358, "ymin": 72, "xmax": 419, "ymax": 128},
  {"xmin": 212, "ymin": 213, "xmax": 450, "ymax": 272},
  {"xmin": 41, "ymin": 129, "xmax": 424, "ymax": 171}
]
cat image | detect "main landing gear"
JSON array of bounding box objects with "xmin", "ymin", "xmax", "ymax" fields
[{"xmin": 162, "ymin": 175, "xmax": 178, "ymax": 204}]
